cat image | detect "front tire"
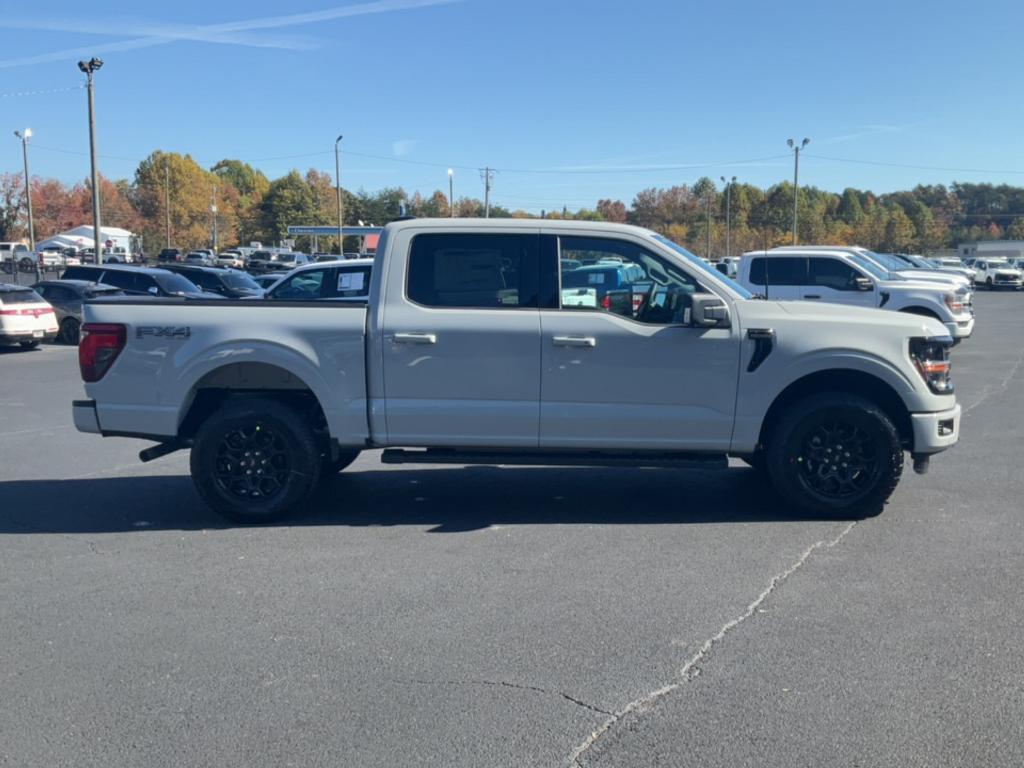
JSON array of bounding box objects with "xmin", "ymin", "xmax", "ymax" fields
[
  {"xmin": 986, "ymin": 277, "xmax": 993, "ymax": 290},
  {"xmin": 190, "ymin": 397, "xmax": 321, "ymax": 524},
  {"xmin": 766, "ymin": 393, "xmax": 903, "ymax": 518}
]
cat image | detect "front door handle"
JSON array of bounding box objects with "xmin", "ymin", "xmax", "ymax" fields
[
  {"xmin": 552, "ymin": 335, "xmax": 596, "ymax": 348},
  {"xmin": 804, "ymin": 294, "xmax": 821, "ymax": 300},
  {"xmin": 392, "ymin": 332, "xmax": 437, "ymax": 344}
]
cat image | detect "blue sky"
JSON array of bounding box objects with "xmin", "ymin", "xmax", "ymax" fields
[{"xmin": 3, "ymin": 0, "xmax": 1023, "ymax": 213}]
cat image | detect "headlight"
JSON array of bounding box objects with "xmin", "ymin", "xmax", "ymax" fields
[
  {"xmin": 944, "ymin": 292, "xmax": 965, "ymax": 313},
  {"xmin": 910, "ymin": 337, "xmax": 954, "ymax": 394}
]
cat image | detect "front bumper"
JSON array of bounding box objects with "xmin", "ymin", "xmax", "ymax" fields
[
  {"xmin": 944, "ymin": 315, "xmax": 974, "ymax": 339},
  {"xmin": 72, "ymin": 399, "xmax": 101, "ymax": 434},
  {"xmin": 911, "ymin": 404, "xmax": 961, "ymax": 455}
]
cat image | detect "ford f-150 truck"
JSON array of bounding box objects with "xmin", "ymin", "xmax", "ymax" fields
[{"xmin": 73, "ymin": 219, "xmax": 961, "ymax": 523}]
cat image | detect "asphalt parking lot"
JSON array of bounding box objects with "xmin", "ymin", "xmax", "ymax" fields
[{"xmin": 2, "ymin": 292, "xmax": 1023, "ymax": 768}]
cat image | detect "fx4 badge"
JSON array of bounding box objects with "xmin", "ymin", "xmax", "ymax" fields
[{"xmin": 137, "ymin": 326, "xmax": 191, "ymax": 340}]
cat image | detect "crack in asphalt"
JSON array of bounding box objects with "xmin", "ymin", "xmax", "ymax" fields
[
  {"xmin": 568, "ymin": 521, "xmax": 858, "ymax": 767},
  {"xmin": 963, "ymin": 345, "xmax": 1024, "ymax": 415},
  {"xmin": 396, "ymin": 678, "xmax": 615, "ymax": 716}
]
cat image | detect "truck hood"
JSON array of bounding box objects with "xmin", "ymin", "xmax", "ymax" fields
[
  {"xmin": 893, "ymin": 270, "xmax": 968, "ymax": 288},
  {"xmin": 736, "ymin": 299, "xmax": 950, "ymax": 338}
]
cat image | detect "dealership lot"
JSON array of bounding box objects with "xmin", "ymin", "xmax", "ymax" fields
[{"xmin": 2, "ymin": 292, "xmax": 1023, "ymax": 767}]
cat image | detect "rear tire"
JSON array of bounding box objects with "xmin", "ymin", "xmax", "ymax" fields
[
  {"xmin": 190, "ymin": 397, "xmax": 321, "ymax": 524},
  {"xmin": 60, "ymin": 317, "xmax": 81, "ymax": 345},
  {"xmin": 766, "ymin": 393, "xmax": 903, "ymax": 519}
]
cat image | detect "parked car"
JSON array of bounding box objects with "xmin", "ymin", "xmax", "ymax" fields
[
  {"xmin": 559, "ymin": 262, "xmax": 649, "ymax": 315},
  {"xmin": 158, "ymin": 248, "xmax": 183, "ymax": 263},
  {"xmin": 32, "ymin": 279, "xmax": 123, "ymax": 344},
  {"xmin": 0, "ymin": 283, "xmax": 58, "ymax": 348},
  {"xmin": 79, "ymin": 248, "xmax": 97, "ymax": 264},
  {"xmin": 252, "ymin": 272, "xmax": 288, "ymax": 289},
  {"xmin": 247, "ymin": 250, "xmax": 312, "ymax": 274},
  {"xmin": 924, "ymin": 256, "xmax": 976, "ymax": 282},
  {"xmin": 1, "ymin": 242, "xmax": 33, "ymax": 273},
  {"xmin": 971, "ymin": 258, "xmax": 1023, "ymax": 290},
  {"xmin": 36, "ymin": 246, "xmax": 67, "ymax": 269},
  {"xmin": 777, "ymin": 246, "xmax": 971, "ymax": 292},
  {"xmin": 263, "ymin": 259, "xmax": 372, "ymax": 301},
  {"xmin": 162, "ymin": 264, "xmax": 264, "ymax": 299},
  {"xmin": 73, "ymin": 219, "xmax": 962, "ymax": 524},
  {"xmin": 739, "ymin": 248, "xmax": 974, "ymax": 341},
  {"xmin": 184, "ymin": 252, "xmax": 217, "ymax": 266},
  {"xmin": 216, "ymin": 250, "xmax": 246, "ymax": 269},
  {"xmin": 60, "ymin": 264, "xmax": 217, "ymax": 299}
]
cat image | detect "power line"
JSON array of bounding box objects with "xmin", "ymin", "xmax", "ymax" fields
[
  {"xmin": 805, "ymin": 153, "xmax": 1024, "ymax": 176},
  {"xmin": 0, "ymin": 84, "xmax": 83, "ymax": 99}
]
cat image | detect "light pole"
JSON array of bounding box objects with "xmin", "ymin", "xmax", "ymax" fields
[
  {"xmin": 78, "ymin": 58, "xmax": 103, "ymax": 261},
  {"xmin": 334, "ymin": 134, "xmax": 344, "ymax": 254},
  {"xmin": 787, "ymin": 138, "xmax": 809, "ymax": 244},
  {"xmin": 211, "ymin": 183, "xmax": 218, "ymax": 253},
  {"xmin": 720, "ymin": 175, "xmax": 736, "ymax": 259},
  {"xmin": 448, "ymin": 168, "xmax": 454, "ymax": 217},
  {"xmin": 164, "ymin": 159, "xmax": 171, "ymax": 248},
  {"xmin": 705, "ymin": 190, "xmax": 713, "ymax": 259},
  {"xmin": 14, "ymin": 129, "xmax": 35, "ymax": 283}
]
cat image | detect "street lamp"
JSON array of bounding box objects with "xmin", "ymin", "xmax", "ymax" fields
[
  {"xmin": 78, "ymin": 57, "xmax": 103, "ymax": 260},
  {"xmin": 447, "ymin": 168, "xmax": 454, "ymax": 217},
  {"xmin": 720, "ymin": 175, "xmax": 736, "ymax": 259},
  {"xmin": 334, "ymin": 134, "xmax": 344, "ymax": 253},
  {"xmin": 787, "ymin": 138, "xmax": 809, "ymax": 245},
  {"xmin": 14, "ymin": 129, "xmax": 35, "ymax": 283}
]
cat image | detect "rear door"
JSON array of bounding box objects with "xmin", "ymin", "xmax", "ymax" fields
[
  {"xmin": 380, "ymin": 229, "xmax": 543, "ymax": 447},
  {"xmin": 747, "ymin": 256, "xmax": 805, "ymax": 299},
  {"xmin": 539, "ymin": 233, "xmax": 740, "ymax": 451},
  {"xmin": 801, "ymin": 256, "xmax": 877, "ymax": 307}
]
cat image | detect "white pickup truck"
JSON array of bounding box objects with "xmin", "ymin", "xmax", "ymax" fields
[{"xmin": 73, "ymin": 219, "xmax": 961, "ymax": 523}]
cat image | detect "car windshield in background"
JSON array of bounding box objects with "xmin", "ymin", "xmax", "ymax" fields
[
  {"xmin": 904, "ymin": 254, "xmax": 934, "ymax": 269},
  {"xmin": 86, "ymin": 286, "xmax": 123, "ymax": 297},
  {"xmin": 650, "ymin": 234, "xmax": 753, "ymax": 299},
  {"xmin": 849, "ymin": 252, "xmax": 894, "ymax": 281},
  {"xmin": 221, "ymin": 271, "xmax": 260, "ymax": 290},
  {"xmin": 154, "ymin": 273, "xmax": 202, "ymax": 294},
  {"xmin": 0, "ymin": 288, "xmax": 44, "ymax": 304}
]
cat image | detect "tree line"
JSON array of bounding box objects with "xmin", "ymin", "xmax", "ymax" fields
[{"xmin": 3, "ymin": 148, "xmax": 1024, "ymax": 257}]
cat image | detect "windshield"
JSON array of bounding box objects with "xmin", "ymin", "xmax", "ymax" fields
[
  {"xmin": 650, "ymin": 234, "xmax": 753, "ymax": 299},
  {"xmin": 847, "ymin": 252, "xmax": 892, "ymax": 281},
  {"xmin": 221, "ymin": 271, "xmax": 260, "ymax": 290},
  {"xmin": 155, "ymin": 273, "xmax": 202, "ymax": 294},
  {"xmin": 903, "ymin": 254, "xmax": 932, "ymax": 269}
]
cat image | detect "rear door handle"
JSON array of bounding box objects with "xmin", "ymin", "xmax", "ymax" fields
[
  {"xmin": 552, "ymin": 335, "xmax": 596, "ymax": 348},
  {"xmin": 392, "ymin": 332, "xmax": 437, "ymax": 344}
]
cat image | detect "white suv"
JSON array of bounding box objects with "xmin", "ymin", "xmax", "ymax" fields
[
  {"xmin": 739, "ymin": 248, "xmax": 975, "ymax": 341},
  {"xmin": 970, "ymin": 258, "xmax": 1023, "ymax": 290},
  {"xmin": 0, "ymin": 284, "xmax": 58, "ymax": 349}
]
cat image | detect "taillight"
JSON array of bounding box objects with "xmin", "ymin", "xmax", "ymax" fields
[
  {"xmin": 600, "ymin": 294, "xmax": 612, "ymax": 310},
  {"xmin": 79, "ymin": 323, "xmax": 126, "ymax": 382},
  {"xmin": 910, "ymin": 337, "xmax": 953, "ymax": 395}
]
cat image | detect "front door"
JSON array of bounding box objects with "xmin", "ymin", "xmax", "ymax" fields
[
  {"xmin": 801, "ymin": 256, "xmax": 877, "ymax": 307},
  {"xmin": 381, "ymin": 230, "xmax": 543, "ymax": 447},
  {"xmin": 539, "ymin": 234, "xmax": 740, "ymax": 451}
]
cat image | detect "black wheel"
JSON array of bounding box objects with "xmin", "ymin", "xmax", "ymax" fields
[
  {"xmin": 60, "ymin": 317, "xmax": 81, "ymax": 345},
  {"xmin": 986, "ymin": 277, "xmax": 993, "ymax": 290},
  {"xmin": 190, "ymin": 397, "xmax": 321, "ymax": 524},
  {"xmin": 321, "ymin": 447, "xmax": 361, "ymax": 477},
  {"xmin": 18, "ymin": 257, "xmax": 34, "ymax": 272},
  {"xmin": 19, "ymin": 340, "xmax": 39, "ymax": 350},
  {"xmin": 766, "ymin": 393, "xmax": 903, "ymax": 518}
]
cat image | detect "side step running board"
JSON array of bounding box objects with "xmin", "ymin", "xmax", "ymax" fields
[{"xmin": 380, "ymin": 448, "xmax": 727, "ymax": 470}]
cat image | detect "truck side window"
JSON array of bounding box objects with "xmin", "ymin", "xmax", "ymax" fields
[
  {"xmin": 748, "ymin": 257, "xmax": 806, "ymax": 286},
  {"xmin": 807, "ymin": 257, "xmax": 863, "ymax": 291},
  {"xmin": 407, "ymin": 233, "xmax": 539, "ymax": 309},
  {"xmin": 558, "ymin": 236, "xmax": 702, "ymax": 324},
  {"xmin": 272, "ymin": 269, "xmax": 327, "ymax": 300}
]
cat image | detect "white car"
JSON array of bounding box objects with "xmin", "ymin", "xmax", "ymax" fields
[
  {"xmin": 740, "ymin": 248, "xmax": 975, "ymax": 340},
  {"xmin": 216, "ymin": 251, "xmax": 245, "ymax": 269},
  {"xmin": 971, "ymin": 258, "xmax": 1023, "ymax": 290},
  {"xmin": 0, "ymin": 283, "xmax": 59, "ymax": 349}
]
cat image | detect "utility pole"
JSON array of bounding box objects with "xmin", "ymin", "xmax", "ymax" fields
[
  {"xmin": 211, "ymin": 181, "xmax": 218, "ymax": 252},
  {"xmin": 335, "ymin": 134, "xmax": 344, "ymax": 253},
  {"xmin": 787, "ymin": 138, "xmax": 809, "ymax": 245},
  {"xmin": 705, "ymin": 191, "xmax": 712, "ymax": 259},
  {"xmin": 448, "ymin": 168, "xmax": 454, "ymax": 217},
  {"xmin": 164, "ymin": 160, "xmax": 171, "ymax": 248},
  {"xmin": 14, "ymin": 129, "xmax": 35, "ymax": 283},
  {"xmin": 720, "ymin": 175, "xmax": 736, "ymax": 259},
  {"xmin": 78, "ymin": 58, "xmax": 104, "ymax": 261},
  {"xmin": 480, "ymin": 167, "xmax": 495, "ymax": 218}
]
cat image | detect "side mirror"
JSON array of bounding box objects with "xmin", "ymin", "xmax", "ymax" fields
[
  {"xmin": 689, "ymin": 293, "xmax": 730, "ymax": 328},
  {"xmin": 855, "ymin": 276, "xmax": 874, "ymax": 291}
]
